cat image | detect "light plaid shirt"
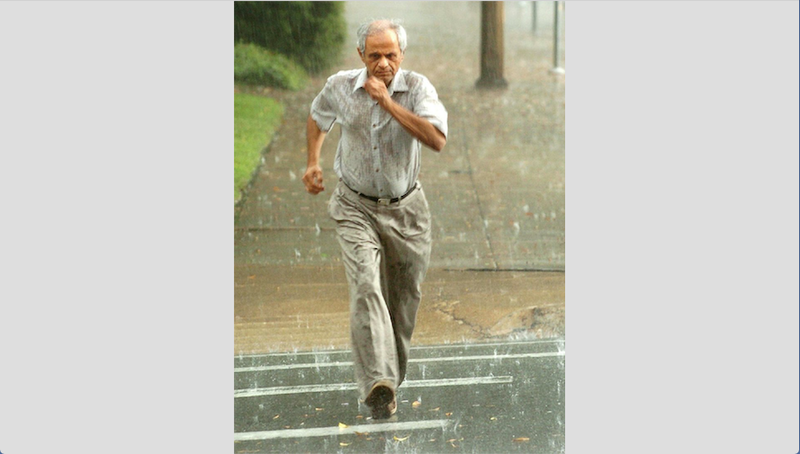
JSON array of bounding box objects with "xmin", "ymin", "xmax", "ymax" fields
[{"xmin": 310, "ymin": 68, "xmax": 448, "ymax": 198}]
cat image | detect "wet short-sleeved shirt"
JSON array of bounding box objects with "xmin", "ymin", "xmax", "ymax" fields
[{"xmin": 310, "ymin": 68, "xmax": 448, "ymax": 199}]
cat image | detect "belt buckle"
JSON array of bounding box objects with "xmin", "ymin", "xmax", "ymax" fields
[{"xmin": 377, "ymin": 198, "xmax": 390, "ymax": 206}]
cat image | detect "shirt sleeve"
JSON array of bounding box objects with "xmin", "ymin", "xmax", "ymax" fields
[
  {"xmin": 413, "ymin": 76, "xmax": 448, "ymax": 139},
  {"xmin": 310, "ymin": 77, "xmax": 338, "ymax": 132}
]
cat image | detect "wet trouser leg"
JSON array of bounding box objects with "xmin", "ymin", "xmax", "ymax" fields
[
  {"xmin": 328, "ymin": 181, "xmax": 432, "ymax": 400},
  {"xmin": 381, "ymin": 209, "xmax": 431, "ymax": 386}
]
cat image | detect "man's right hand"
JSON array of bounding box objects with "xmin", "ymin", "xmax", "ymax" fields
[{"xmin": 302, "ymin": 165, "xmax": 325, "ymax": 195}]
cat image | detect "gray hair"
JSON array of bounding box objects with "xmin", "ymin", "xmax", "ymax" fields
[{"xmin": 356, "ymin": 19, "xmax": 407, "ymax": 54}]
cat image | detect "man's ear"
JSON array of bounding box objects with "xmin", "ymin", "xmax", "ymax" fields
[{"xmin": 357, "ymin": 48, "xmax": 363, "ymax": 58}]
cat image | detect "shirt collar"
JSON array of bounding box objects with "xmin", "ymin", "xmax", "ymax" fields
[{"xmin": 353, "ymin": 68, "xmax": 408, "ymax": 95}]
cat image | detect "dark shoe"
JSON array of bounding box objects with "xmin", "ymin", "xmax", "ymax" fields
[{"xmin": 365, "ymin": 379, "xmax": 395, "ymax": 420}]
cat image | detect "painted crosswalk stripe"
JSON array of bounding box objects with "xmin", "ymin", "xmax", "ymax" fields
[
  {"xmin": 234, "ymin": 351, "xmax": 564, "ymax": 373},
  {"xmin": 234, "ymin": 419, "xmax": 453, "ymax": 441},
  {"xmin": 234, "ymin": 375, "xmax": 513, "ymax": 398},
  {"xmin": 235, "ymin": 339, "xmax": 564, "ymax": 360}
]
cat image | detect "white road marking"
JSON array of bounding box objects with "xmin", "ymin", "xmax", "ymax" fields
[
  {"xmin": 234, "ymin": 351, "xmax": 564, "ymax": 373},
  {"xmin": 235, "ymin": 339, "xmax": 564, "ymax": 360},
  {"xmin": 234, "ymin": 375, "xmax": 513, "ymax": 398},
  {"xmin": 234, "ymin": 419, "xmax": 453, "ymax": 441},
  {"xmin": 411, "ymin": 339, "xmax": 563, "ymax": 350},
  {"xmin": 235, "ymin": 360, "xmax": 354, "ymax": 373}
]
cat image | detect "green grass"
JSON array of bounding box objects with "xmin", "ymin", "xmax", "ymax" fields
[
  {"xmin": 234, "ymin": 43, "xmax": 309, "ymax": 91},
  {"xmin": 235, "ymin": 93, "xmax": 284, "ymax": 202}
]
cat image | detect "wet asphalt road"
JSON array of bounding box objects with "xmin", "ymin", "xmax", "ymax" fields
[{"xmin": 234, "ymin": 339, "xmax": 565, "ymax": 453}]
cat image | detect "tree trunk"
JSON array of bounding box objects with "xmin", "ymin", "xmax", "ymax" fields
[{"xmin": 476, "ymin": 1, "xmax": 508, "ymax": 89}]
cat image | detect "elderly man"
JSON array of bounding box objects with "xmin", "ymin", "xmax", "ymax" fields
[{"xmin": 302, "ymin": 19, "xmax": 448, "ymax": 419}]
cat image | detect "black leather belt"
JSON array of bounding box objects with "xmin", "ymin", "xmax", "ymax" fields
[{"xmin": 342, "ymin": 180, "xmax": 418, "ymax": 205}]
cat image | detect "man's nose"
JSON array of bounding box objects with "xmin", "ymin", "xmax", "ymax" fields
[{"xmin": 377, "ymin": 57, "xmax": 388, "ymax": 68}]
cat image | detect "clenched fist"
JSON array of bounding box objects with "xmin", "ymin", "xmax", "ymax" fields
[
  {"xmin": 302, "ymin": 165, "xmax": 325, "ymax": 195},
  {"xmin": 364, "ymin": 76, "xmax": 391, "ymax": 105}
]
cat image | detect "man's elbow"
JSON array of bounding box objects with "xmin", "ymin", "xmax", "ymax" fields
[{"xmin": 431, "ymin": 131, "xmax": 446, "ymax": 152}]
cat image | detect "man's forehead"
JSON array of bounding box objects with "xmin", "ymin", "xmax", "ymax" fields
[{"xmin": 364, "ymin": 30, "xmax": 401, "ymax": 52}]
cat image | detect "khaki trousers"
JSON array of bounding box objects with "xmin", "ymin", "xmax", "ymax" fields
[{"xmin": 327, "ymin": 180, "xmax": 432, "ymax": 400}]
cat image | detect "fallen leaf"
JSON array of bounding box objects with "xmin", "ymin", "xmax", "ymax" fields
[
  {"xmin": 315, "ymin": 408, "xmax": 324, "ymax": 411},
  {"xmin": 338, "ymin": 422, "xmax": 348, "ymax": 429},
  {"xmin": 428, "ymin": 407, "xmax": 440, "ymax": 412},
  {"xmin": 447, "ymin": 439, "xmax": 457, "ymax": 443},
  {"xmin": 490, "ymin": 416, "xmax": 498, "ymax": 421},
  {"xmin": 283, "ymin": 425, "xmax": 291, "ymax": 429},
  {"xmin": 272, "ymin": 414, "xmax": 280, "ymax": 420},
  {"xmin": 513, "ymin": 437, "xmax": 531, "ymax": 443},
  {"xmin": 429, "ymin": 439, "xmax": 437, "ymax": 442},
  {"xmin": 339, "ymin": 442, "xmax": 350, "ymax": 447},
  {"xmin": 247, "ymin": 275, "xmax": 255, "ymax": 279},
  {"xmin": 393, "ymin": 435, "xmax": 410, "ymax": 442},
  {"xmin": 412, "ymin": 401, "xmax": 421, "ymax": 409},
  {"xmin": 445, "ymin": 412, "xmax": 453, "ymax": 417},
  {"xmin": 354, "ymin": 431, "xmax": 369, "ymax": 437},
  {"xmin": 355, "ymin": 415, "xmax": 364, "ymax": 420}
]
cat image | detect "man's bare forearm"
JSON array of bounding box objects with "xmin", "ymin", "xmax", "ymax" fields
[
  {"xmin": 379, "ymin": 98, "xmax": 446, "ymax": 152},
  {"xmin": 303, "ymin": 115, "xmax": 327, "ymax": 194},
  {"xmin": 306, "ymin": 115, "xmax": 327, "ymax": 166}
]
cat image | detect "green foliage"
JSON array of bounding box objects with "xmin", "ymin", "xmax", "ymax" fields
[
  {"xmin": 234, "ymin": 93, "xmax": 284, "ymax": 202},
  {"xmin": 234, "ymin": 43, "xmax": 308, "ymax": 90},
  {"xmin": 234, "ymin": 1, "xmax": 347, "ymax": 74}
]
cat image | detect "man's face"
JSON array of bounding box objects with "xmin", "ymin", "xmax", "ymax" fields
[{"xmin": 358, "ymin": 29, "xmax": 404, "ymax": 86}]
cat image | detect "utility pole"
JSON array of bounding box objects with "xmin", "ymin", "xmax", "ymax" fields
[{"xmin": 476, "ymin": 1, "xmax": 508, "ymax": 88}]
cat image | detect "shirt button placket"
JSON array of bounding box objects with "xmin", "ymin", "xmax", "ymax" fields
[{"xmin": 371, "ymin": 106, "xmax": 382, "ymax": 194}]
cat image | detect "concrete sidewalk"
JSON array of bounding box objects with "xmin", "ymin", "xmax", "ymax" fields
[{"xmin": 234, "ymin": 1, "xmax": 565, "ymax": 355}]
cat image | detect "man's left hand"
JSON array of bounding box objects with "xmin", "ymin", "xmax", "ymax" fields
[{"xmin": 364, "ymin": 76, "xmax": 390, "ymax": 105}]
